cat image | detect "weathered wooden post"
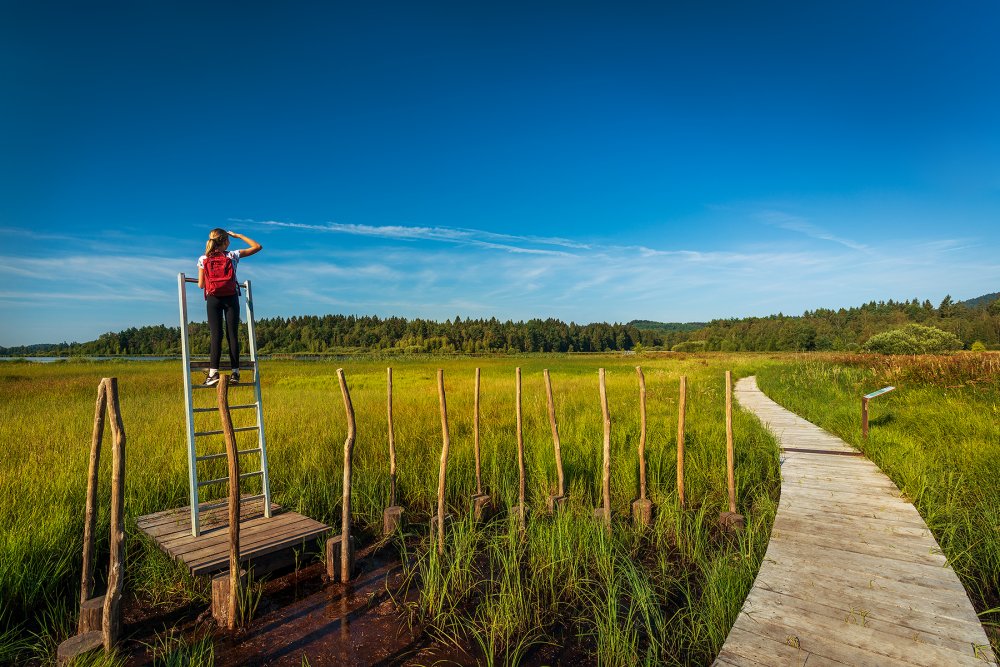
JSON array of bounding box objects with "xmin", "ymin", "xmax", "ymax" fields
[
  {"xmin": 102, "ymin": 378, "xmax": 126, "ymax": 648},
  {"xmin": 470, "ymin": 368, "xmax": 493, "ymax": 519},
  {"xmin": 59, "ymin": 378, "xmax": 127, "ymax": 665},
  {"xmin": 515, "ymin": 367, "xmax": 527, "ymax": 530},
  {"xmin": 632, "ymin": 367, "xmax": 652, "ymax": 527},
  {"xmin": 544, "ymin": 369, "xmax": 567, "ymax": 512},
  {"xmin": 677, "ymin": 375, "xmax": 687, "ymax": 509},
  {"xmin": 719, "ymin": 371, "xmax": 744, "ymax": 532},
  {"xmin": 211, "ymin": 375, "xmax": 243, "ymax": 628},
  {"xmin": 78, "ymin": 379, "xmax": 107, "ymax": 633},
  {"xmin": 435, "ymin": 368, "xmax": 451, "ymax": 554},
  {"xmin": 383, "ymin": 367, "xmax": 405, "ymax": 535},
  {"xmin": 595, "ymin": 368, "xmax": 612, "ymax": 529},
  {"xmin": 327, "ymin": 368, "xmax": 357, "ymax": 582}
]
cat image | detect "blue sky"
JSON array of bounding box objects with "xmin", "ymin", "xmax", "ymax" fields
[{"xmin": 2, "ymin": 2, "xmax": 999, "ymax": 346}]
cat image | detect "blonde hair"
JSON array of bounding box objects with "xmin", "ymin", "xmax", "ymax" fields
[{"xmin": 205, "ymin": 228, "xmax": 229, "ymax": 255}]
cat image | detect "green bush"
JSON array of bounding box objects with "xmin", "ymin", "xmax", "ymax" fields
[
  {"xmin": 861, "ymin": 324, "xmax": 963, "ymax": 355},
  {"xmin": 971, "ymin": 340, "xmax": 987, "ymax": 352},
  {"xmin": 671, "ymin": 340, "xmax": 706, "ymax": 352}
]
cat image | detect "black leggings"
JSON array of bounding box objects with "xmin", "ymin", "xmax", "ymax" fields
[{"xmin": 206, "ymin": 294, "xmax": 240, "ymax": 370}]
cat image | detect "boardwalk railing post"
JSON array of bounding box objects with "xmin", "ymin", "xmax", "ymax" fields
[
  {"xmin": 327, "ymin": 369, "xmax": 357, "ymax": 582},
  {"xmin": 383, "ymin": 367, "xmax": 405, "ymax": 535},
  {"xmin": 470, "ymin": 368, "xmax": 493, "ymax": 519},
  {"xmin": 544, "ymin": 369, "xmax": 567, "ymax": 512},
  {"xmin": 632, "ymin": 367, "xmax": 652, "ymax": 527},
  {"xmin": 595, "ymin": 368, "xmax": 612, "ymax": 530},
  {"xmin": 435, "ymin": 369, "xmax": 451, "ymax": 554},
  {"xmin": 677, "ymin": 375, "xmax": 687, "ymax": 509},
  {"xmin": 719, "ymin": 371, "xmax": 744, "ymax": 533}
]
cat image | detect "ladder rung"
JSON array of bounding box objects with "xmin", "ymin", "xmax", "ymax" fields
[
  {"xmin": 193, "ymin": 404, "xmax": 257, "ymax": 413},
  {"xmin": 196, "ymin": 447, "xmax": 262, "ymax": 462},
  {"xmin": 192, "ymin": 383, "xmax": 254, "ymax": 390},
  {"xmin": 197, "ymin": 493, "xmax": 265, "ymax": 512},
  {"xmin": 194, "ymin": 425, "xmax": 259, "ymax": 437},
  {"xmin": 189, "ymin": 360, "xmax": 257, "ymax": 370},
  {"xmin": 198, "ymin": 470, "xmax": 263, "ymax": 488}
]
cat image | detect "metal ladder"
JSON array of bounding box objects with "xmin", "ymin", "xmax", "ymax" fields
[{"xmin": 177, "ymin": 273, "xmax": 272, "ymax": 537}]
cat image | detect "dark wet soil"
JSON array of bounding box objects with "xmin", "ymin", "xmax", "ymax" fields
[{"xmin": 109, "ymin": 537, "xmax": 602, "ymax": 666}]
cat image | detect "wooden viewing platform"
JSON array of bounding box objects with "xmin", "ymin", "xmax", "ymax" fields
[
  {"xmin": 137, "ymin": 498, "xmax": 330, "ymax": 577},
  {"xmin": 715, "ymin": 376, "xmax": 995, "ymax": 667}
]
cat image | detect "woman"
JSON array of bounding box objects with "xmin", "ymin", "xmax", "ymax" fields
[{"xmin": 197, "ymin": 228, "xmax": 262, "ymax": 385}]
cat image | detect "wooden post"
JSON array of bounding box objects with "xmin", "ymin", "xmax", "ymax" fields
[
  {"xmin": 632, "ymin": 367, "xmax": 652, "ymax": 527},
  {"xmin": 861, "ymin": 396, "xmax": 869, "ymax": 438},
  {"xmin": 677, "ymin": 376, "xmax": 687, "ymax": 508},
  {"xmin": 216, "ymin": 375, "xmax": 241, "ymax": 629},
  {"xmin": 436, "ymin": 369, "xmax": 450, "ymax": 554},
  {"xmin": 474, "ymin": 367, "xmax": 482, "ymax": 496},
  {"xmin": 79, "ymin": 379, "xmax": 107, "ymax": 619},
  {"xmin": 719, "ymin": 371, "xmax": 744, "ymax": 532},
  {"xmin": 725, "ymin": 371, "xmax": 735, "ymax": 514},
  {"xmin": 544, "ymin": 369, "xmax": 567, "ymax": 512},
  {"xmin": 470, "ymin": 368, "xmax": 492, "ymax": 520},
  {"xmin": 338, "ymin": 369, "xmax": 356, "ymax": 581},
  {"xmin": 597, "ymin": 368, "xmax": 611, "ymax": 529},
  {"xmin": 102, "ymin": 378, "xmax": 126, "ymax": 649},
  {"xmin": 382, "ymin": 367, "xmax": 405, "ymax": 535},
  {"xmin": 387, "ymin": 367, "xmax": 396, "ymax": 506},
  {"xmin": 516, "ymin": 367, "xmax": 526, "ymax": 529}
]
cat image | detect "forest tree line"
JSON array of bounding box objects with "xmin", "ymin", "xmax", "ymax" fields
[{"xmin": 3, "ymin": 294, "xmax": 999, "ymax": 357}]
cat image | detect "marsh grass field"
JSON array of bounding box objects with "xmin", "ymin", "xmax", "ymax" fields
[{"xmin": 1, "ymin": 352, "xmax": 997, "ymax": 664}]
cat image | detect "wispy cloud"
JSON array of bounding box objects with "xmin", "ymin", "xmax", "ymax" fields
[
  {"xmin": 237, "ymin": 219, "xmax": 583, "ymax": 256},
  {"xmin": 757, "ymin": 209, "xmax": 871, "ymax": 252}
]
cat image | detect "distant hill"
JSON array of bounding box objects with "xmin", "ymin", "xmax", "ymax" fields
[
  {"xmin": 959, "ymin": 292, "xmax": 1000, "ymax": 309},
  {"xmin": 628, "ymin": 320, "xmax": 707, "ymax": 333}
]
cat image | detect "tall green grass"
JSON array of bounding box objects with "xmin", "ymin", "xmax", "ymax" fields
[
  {"xmin": 757, "ymin": 353, "xmax": 1000, "ymax": 656},
  {"xmin": 1, "ymin": 354, "xmax": 780, "ymax": 664}
]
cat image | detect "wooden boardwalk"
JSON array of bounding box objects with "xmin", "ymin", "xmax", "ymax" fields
[
  {"xmin": 715, "ymin": 376, "xmax": 995, "ymax": 667},
  {"xmin": 137, "ymin": 498, "xmax": 330, "ymax": 578}
]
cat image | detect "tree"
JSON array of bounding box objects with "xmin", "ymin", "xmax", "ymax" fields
[{"xmin": 862, "ymin": 324, "xmax": 962, "ymax": 355}]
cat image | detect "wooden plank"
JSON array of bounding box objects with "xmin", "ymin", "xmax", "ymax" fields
[
  {"xmin": 712, "ymin": 376, "xmax": 995, "ymax": 667},
  {"xmin": 164, "ymin": 515, "xmax": 323, "ymax": 559}
]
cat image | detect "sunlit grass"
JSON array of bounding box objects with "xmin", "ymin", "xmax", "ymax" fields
[{"xmin": 2, "ymin": 354, "xmax": 781, "ymax": 663}]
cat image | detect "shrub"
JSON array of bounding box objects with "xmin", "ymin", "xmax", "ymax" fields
[
  {"xmin": 862, "ymin": 324, "xmax": 963, "ymax": 355},
  {"xmin": 971, "ymin": 340, "xmax": 987, "ymax": 352},
  {"xmin": 671, "ymin": 340, "xmax": 706, "ymax": 352}
]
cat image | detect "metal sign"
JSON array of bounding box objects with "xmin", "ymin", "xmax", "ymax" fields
[{"xmin": 863, "ymin": 386, "xmax": 896, "ymax": 400}]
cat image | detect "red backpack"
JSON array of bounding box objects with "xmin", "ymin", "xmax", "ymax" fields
[{"xmin": 203, "ymin": 252, "xmax": 239, "ymax": 298}]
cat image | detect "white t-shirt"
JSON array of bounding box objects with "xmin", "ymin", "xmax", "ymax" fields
[{"xmin": 197, "ymin": 250, "xmax": 241, "ymax": 271}]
